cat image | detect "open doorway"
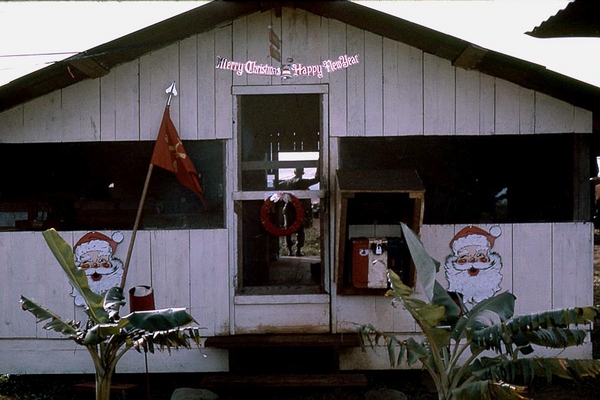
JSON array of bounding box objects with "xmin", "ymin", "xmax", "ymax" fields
[{"xmin": 237, "ymin": 93, "xmax": 324, "ymax": 294}]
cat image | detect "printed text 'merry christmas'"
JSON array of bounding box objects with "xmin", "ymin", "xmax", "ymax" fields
[{"xmin": 215, "ymin": 54, "xmax": 360, "ymax": 77}]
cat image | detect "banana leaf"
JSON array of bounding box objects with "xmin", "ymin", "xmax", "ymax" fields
[
  {"xmin": 523, "ymin": 327, "xmax": 588, "ymax": 348},
  {"xmin": 507, "ymin": 307, "xmax": 597, "ymax": 333},
  {"xmin": 357, "ymin": 323, "xmax": 380, "ymax": 350},
  {"xmin": 20, "ymin": 295, "xmax": 79, "ymax": 339},
  {"xmin": 472, "ymin": 357, "xmax": 600, "ymax": 384},
  {"xmin": 405, "ymin": 336, "xmax": 429, "ymax": 366},
  {"xmin": 433, "ymin": 281, "xmax": 462, "ymax": 324},
  {"xmin": 82, "ymin": 323, "xmax": 124, "ymax": 345},
  {"xmin": 387, "ymin": 270, "xmax": 453, "ymax": 352},
  {"xmin": 42, "ymin": 229, "xmax": 109, "ymax": 323},
  {"xmin": 400, "ymin": 222, "xmax": 438, "ymax": 302},
  {"xmin": 103, "ymin": 287, "xmax": 126, "ymax": 321},
  {"xmin": 452, "ymin": 291, "xmax": 516, "ymax": 342},
  {"xmin": 453, "ymin": 380, "xmax": 530, "ymax": 400},
  {"xmin": 384, "ymin": 335, "xmax": 399, "ymax": 367},
  {"xmin": 356, "ymin": 323, "xmax": 430, "ymax": 368},
  {"xmin": 122, "ymin": 308, "xmax": 196, "ymax": 331},
  {"xmin": 388, "ymin": 271, "xmax": 447, "ymax": 327},
  {"xmin": 472, "ymin": 306, "xmax": 598, "ymax": 354},
  {"xmin": 132, "ymin": 326, "xmax": 203, "ymax": 354},
  {"xmin": 399, "ymin": 223, "xmax": 461, "ymax": 322}
]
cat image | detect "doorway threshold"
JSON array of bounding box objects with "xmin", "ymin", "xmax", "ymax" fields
[{"xmin": 237, "ymin": 284, "xmax": 325, "ymax": 296}]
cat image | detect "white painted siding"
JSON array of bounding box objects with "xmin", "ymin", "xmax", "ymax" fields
[
  {"xmin": 100, "ymin": 61, "xmax": 141, "ymax": 141},
  {"xmin": 383, "ymin": 39, "xmax": 424, "ymax": 136},
  {"xmin": 0, "ymin": 339, "xmax": 228, "ymax": 375}
]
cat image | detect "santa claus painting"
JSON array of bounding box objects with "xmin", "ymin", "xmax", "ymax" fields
[
  {"xmin": 444, "ymin": 225, "xmax": 503, "ymax": 305},
  {"xmin": 71, "ymin": 231, "xmax": 125, "ymax": 307}
]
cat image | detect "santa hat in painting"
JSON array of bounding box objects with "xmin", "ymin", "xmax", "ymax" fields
[
  {"xmin": 449, "ymin": 225, "xmax": 502, "ymax": 254},
  {"xmin": 74, "ymin": 231, "xmax": 124, "ymax": 259}
]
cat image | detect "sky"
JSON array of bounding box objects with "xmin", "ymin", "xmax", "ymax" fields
[
  {"xmin": 0, "ymin": 1, "xmax": 598, "ymax": 88},
  {"xmin": 0, "ymin": 1, "xmax": 207, "ymax": 85}
]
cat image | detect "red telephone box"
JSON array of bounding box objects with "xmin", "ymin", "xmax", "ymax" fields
[{"xmin": 351, "ymin": 237, "xmax": 388, "ymax": 289}]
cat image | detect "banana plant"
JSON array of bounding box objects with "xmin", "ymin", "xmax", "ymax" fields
[
  {"xmin": 20, "ymin": 229, "xmax": 204, "ymax": 400},
  {"xmin": 358, "ymin": 222, "xmax": 600, "ymax": 400}
]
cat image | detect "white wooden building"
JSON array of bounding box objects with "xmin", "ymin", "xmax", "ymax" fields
[{"xmin": 0, "ymin": 1, "xmax": 598, "ymax": 376}]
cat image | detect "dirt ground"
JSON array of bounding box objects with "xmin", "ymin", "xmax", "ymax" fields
[{"xmin": 2, "ymin": 370, "xmax": 600, "ymax": 400}]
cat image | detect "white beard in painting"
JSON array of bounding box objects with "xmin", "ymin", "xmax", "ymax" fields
[
  {"xmin": 445, "ymin": 251, "xmax": 502, "ymax": 305},
  {"xmin": 71, "ymin": 256, "xmax": 124, "ymax": 307}
]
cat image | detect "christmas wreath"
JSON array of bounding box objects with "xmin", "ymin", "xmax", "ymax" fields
[{"xmin": 260, "ymin": 192, "xmax": 304, "ymax": 237}]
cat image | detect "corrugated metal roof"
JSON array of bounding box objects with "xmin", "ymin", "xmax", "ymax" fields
[
  {"xmin": 1, "ymin": 0, "xmax": 599, "ymax": 115},
  {"xmin": 527, "ymin": 0, "xmax": 600, "ymax": 38}
]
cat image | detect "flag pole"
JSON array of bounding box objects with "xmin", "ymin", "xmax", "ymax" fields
[{"xmin": 120, "ymin": 82, "xmax": 177, "ymax": 290}]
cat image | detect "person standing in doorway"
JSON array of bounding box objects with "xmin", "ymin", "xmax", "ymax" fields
[{"xmin": 278, "ymin": 167, "xmax": 319, "ymax": 256}]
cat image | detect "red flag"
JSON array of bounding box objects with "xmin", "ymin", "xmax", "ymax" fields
[{"xmin": 151, "ymin": 107, "xmax": 207, "ymax": 209}]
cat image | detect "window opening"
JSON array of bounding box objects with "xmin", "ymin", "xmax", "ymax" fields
[
  {"xmin": 339, "ymin": 134, "xmax": 580, "ymax": 224},
  {"xmin": 0, "ymin": 141, "xmax": 225, "ymax": 231}
]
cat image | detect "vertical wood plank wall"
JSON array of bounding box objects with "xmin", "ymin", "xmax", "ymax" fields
[
  {"xmin": 0, "ymin": 229, "xmax": 230, "ymax": 339},
  {"xmin": 1, "ymin": 224, "xmax": 591, "ymax": 337},
  {"xmin": 0, "ymin": 8, "xmax": 594, "ymax": 373}
]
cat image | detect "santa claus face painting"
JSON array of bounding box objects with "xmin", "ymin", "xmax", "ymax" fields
[
  {"xmin": 71, "ymin": 231, "xmax": 124, "ymax": 307},
  {"xmin": 77, "ymin": 248, "xmax": 123, "ymax": 293},
  {"xmin": 444, "ymin": 225, "xmax": 503, "ymax": 305}
]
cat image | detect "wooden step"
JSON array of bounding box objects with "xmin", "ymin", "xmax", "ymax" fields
[
  {"xmin": 200, "ymin": 373, "xmax": 368, "ymax": 388},
  {"xmin": 203, "ymin": 333, "xmax": 360, "ymax": 348}
]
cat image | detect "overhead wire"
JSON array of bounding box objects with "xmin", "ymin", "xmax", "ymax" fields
[{"xmin": 0, "ymin": 51, "xmax": 79, "ymax": 58}]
